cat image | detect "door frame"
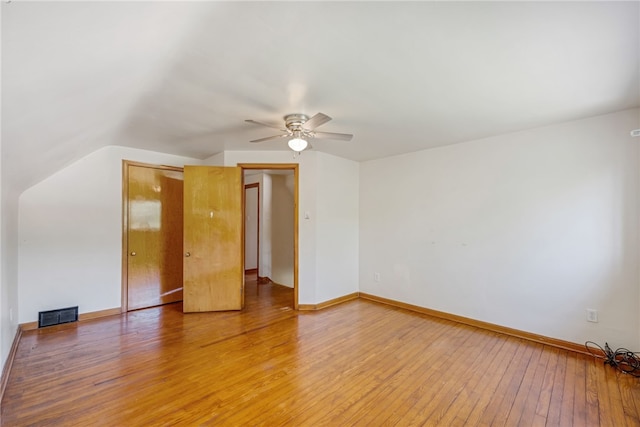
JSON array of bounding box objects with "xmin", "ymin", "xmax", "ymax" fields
[
  {"xmin": 239, "ymin": 163, "xmax": 299, "ymax": 310},
  {"xmin": 121, "ymin": 160, "xmax": 184, "ymax": 313},
  {"xmin": 244, "ymin": 182, "xmax": 260, "ymax": 275}
]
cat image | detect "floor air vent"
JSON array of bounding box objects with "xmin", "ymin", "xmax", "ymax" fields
[{"xmin": 38, "ymin": 306, "xmax": 78, "ymax": 328}]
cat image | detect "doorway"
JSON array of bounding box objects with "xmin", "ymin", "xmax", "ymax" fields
[
  {"xmin": 122, "ymin": 162, "xmax": 298, "ymax": 312},
  {"xmin": 241, "ymin": 164, "xmax": 299, "ymax": 309}
]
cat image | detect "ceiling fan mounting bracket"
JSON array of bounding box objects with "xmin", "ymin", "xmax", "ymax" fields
[{"xmin": 284, "ymin": 114, "xmax": 310, "ymax": 132}]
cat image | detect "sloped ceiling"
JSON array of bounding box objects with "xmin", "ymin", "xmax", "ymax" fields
[{"xmin": 2, "ymin": 1, "xmax": 639, "ymax": 193}]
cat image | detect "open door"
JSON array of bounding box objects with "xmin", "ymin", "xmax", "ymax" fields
[
  {"xmin": 124, "ymin": 161, "xmax": 184, "ymax": 311},
  {"xmin": 183, "ymin": 166, "xmax": 244, "ymax": 312}
]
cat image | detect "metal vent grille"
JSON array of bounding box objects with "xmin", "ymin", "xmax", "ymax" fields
[{"xmin": 38, "ymin": 306, "xmax": 78, "ymax": 328}]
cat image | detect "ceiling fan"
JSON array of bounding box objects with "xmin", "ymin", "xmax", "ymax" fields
[{"xmin": 245, "ymin": 113, "xmax": 353, "ymax": 152}]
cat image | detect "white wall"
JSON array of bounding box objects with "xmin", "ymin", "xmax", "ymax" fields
[
  {"xmin": 316, "ymin": 152, "xmax": 360, "ymax": 302},
  {"xmin": 206, "ymin": 152, "xmax": 224, "ymax": 166},
  {"xmin": 260, "ymin": 174, "xmax": 273, "ymax": 279},
  {"xmin": 0, "ymin": 34, "xmax": 19, "ymax": 367},
  {"xmin": 360, "ymin": 109, "xmax": 640, "ymax": 349},
  {"xmin": 1, "ymin": 172, "xmax": 21, "ymax": 371},
  {"xmin": 18, "ymin": 146, "xmax": 202, "ymax": 323},
  {"xmin": 271, "ymin": 174, "xmax": 295, "ymax": 287},
  {"xmin": 244, "ymin": 185, "xmax": 259, "ymax": 270}
]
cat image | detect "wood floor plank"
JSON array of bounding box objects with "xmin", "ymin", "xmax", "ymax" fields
[
  {"xmin": 241, "ymin": 308, "xmax": 420, "ymax": 425},
  {"xmin": 604, "ymin": 365, "xmax": 634, "ymax": 426},
  {"xmin": 619, "ymin": 369, "xmax": 640, "ymax": 426},
  {"xmin": 545, "ymin": 348, "xmax": 568, "ymax": 426},
  {"xmin": 405, "ymin": 328, "xmax": 503, "ymax": 425},
  {"xmin": 595, "ymin": 353, "xmax": 619, "ymax": 427},
  {"xmin": 560, "ymin": 349, "xmax": 577, "ymax": 426},
  {"xmin": 513, "ymin": 345, "xmax": 553, "ymax": 427},
  {"xmin": 2, "ymin": 274, "xmax": 638, "ymax": 426},
  {"xmin": 300, "ymin": 310, "xmax": 470, "ymax": 423},
  {"xmin": 475, "ymin": 339, "xmax": 536, "ymax": 426},
  {"xmin": 533, "ymin": 346, "xmax": 560, "ymax": 425},
  {"xmin": 456, "ymin": 338, "xmax": 524, "ymax": 426},
  {"xmin": 376, "ymin": 322, "xmax": 479, "ymax": 425},
  {"xmin": 433, "ymin": 333, "xmax": 506, "ymax": 426},
  {"xmin": 572, "ymin": 353, "xmax": 588, "ymax": 426},
  {"xmin": 377, "ymin": 324, "xmax": 483, "ymax": 425},
  {"xmin": 585, "ymin": 354, "xmax": 602, "ymax": 425},
  {"xmin": 321, "ymin": 319, "xmax": 450, "ymax": 425},
  {"xmin": 502, "ymin": 343, "xmax": 544, "ymax": 426},
  {"xmin": 247, "ymin": 305, "xmax": 424, "ymax": 425},
  {"xmin": 343, "ymin": 320, "xmax": 467, "ymax": 426}
]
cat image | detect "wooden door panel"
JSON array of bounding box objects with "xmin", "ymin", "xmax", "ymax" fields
[
  {"xmin": 183, "ymin": 166, "xmax": 243, "ymax": 312},
  {"xmin": 127, "ymin": 164, "xmax": 183, "ymax": 310}
]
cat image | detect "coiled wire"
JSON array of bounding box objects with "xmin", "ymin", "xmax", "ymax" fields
[{"xmin": 585, "ymin": 341, "xmax": 640, "ymax": 378}]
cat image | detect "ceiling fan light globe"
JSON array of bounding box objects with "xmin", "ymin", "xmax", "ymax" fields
[{"xmin": 288, "ymin": 138, "xmax": 308, "ymax": 152}]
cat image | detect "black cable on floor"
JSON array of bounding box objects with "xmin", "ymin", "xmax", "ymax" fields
[{"xmin": 585, "ymin": 341, "xmax": 640, "ymax": 378}]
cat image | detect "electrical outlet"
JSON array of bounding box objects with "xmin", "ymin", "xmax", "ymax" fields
[
  {"xmin": 586, "ymin": 309, "xmax": 598, "ymax": 323},
  {"xmin": 374, "ymin": 272, "xmax": 381, "ymax": 282}
]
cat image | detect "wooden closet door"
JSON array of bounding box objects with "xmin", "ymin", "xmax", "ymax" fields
[
  {"xmin": 126, "ymin": 163, "xmax": 184, "ymax": 310},
  {"xmin": 183, "ymin": 166, "xmax": 243, "ymax": 312}
]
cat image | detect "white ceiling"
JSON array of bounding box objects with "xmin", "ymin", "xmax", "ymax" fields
[{"xmin": 2, "ymin": 1, "xmax": 639, "ymax": 193}]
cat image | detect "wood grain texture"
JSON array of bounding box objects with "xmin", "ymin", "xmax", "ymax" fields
[
  {"xmin": 123, "ymin": 161, "xmax": 184, "ymax": 311},
  {"xmin": 297, "ymin": 292, "xmax": 360, "ymax": 311},
  {"xmin": 2, "ymin": 275, "xmax": 637, "ymax": 426},
  {"xmin": 0, "ymin": 326, "xmax": 21, "ymax": 419},
  {"xmin": 359, "ymin": 292, "xmax": 602, "ymax": 357},
  {"xmin": 183, "ymin": 166, "xmax": 243, "ymax": 312}
]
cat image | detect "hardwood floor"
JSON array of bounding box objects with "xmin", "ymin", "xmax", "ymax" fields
[{"xmin": 3, "ymin": 275, "xmax": 639, "ymax": 426}]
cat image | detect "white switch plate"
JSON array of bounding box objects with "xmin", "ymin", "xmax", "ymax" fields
[{"xmin": 586, "ymin": 309, "xmax": 598, "ymax": 323}]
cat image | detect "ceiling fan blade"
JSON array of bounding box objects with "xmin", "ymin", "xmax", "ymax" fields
[
  {"xmin": 245, "ymin": 119, "xmax": 285, "ymax": 131},
  {"xmin": 313, "ymin": 131, "xmax": 353, "ymax": 141},
  {"xmin": 303, "ymin": 113, "xmax": 332, "ymax": 130},
  {"xmin": 250, "ymin": 134, "xmax": 289, "ymax": 143}
]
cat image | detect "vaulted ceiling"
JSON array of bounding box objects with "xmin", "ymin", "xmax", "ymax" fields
[{"xmin": 2, "ymin": 1, "xmax": 639, "ymax": 193}]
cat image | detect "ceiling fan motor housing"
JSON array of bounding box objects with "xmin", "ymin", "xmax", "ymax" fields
[
  {"xmin": 284, "ymin": 114, "xmax": 309, "ymax": 130},
  {"xmin": 284, "ymin": 114, "xmax": 310, "ymax": 138}
]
